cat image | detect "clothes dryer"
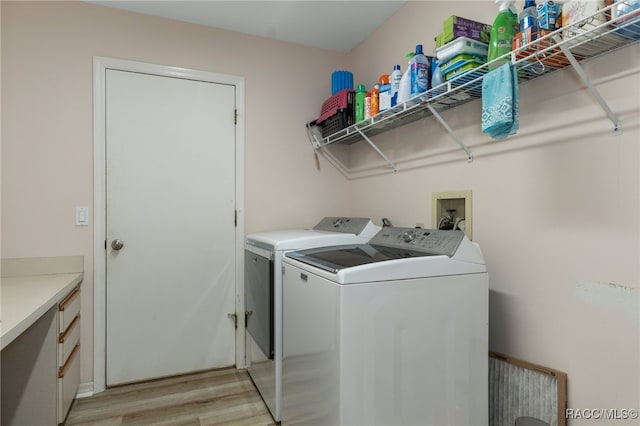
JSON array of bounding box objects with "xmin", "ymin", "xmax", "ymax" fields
[
  {"xmin": 245, "ymin": 217, "xmax": 379, "ymax": 422},
  {"xmin": 282, "ymin": 227, "xmax": 489, "ymax": 426}
]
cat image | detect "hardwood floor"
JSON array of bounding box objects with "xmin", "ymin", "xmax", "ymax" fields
[{"xmin": 64, "ymin": 368, "xmax": 276, "ymax": 426}]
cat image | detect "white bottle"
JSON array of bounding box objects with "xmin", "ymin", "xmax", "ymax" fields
[
  {"xmin": 390, "ymin": 64, "xmax": 402, "ymax": 107},
  {"xmin": 396, "ymin": 67, "xmax": 411, "ymax": 105},
  {"xmin": 431, "ymin": 61, "xmax": 443, "ymax": 88}
]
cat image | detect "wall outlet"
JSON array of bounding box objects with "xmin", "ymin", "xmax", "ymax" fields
[{"xmin": 432, "ymin": 190, "xmax": 472, "ymax": 239}]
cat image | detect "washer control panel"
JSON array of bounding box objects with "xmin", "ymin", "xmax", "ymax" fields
[
  {"xmin": 369, "ymin": 227, "xmax": 464, "ymax": 257},
  {"xmin": 313, "ymin": 217, "xmax": 373, "ymax": 234}
]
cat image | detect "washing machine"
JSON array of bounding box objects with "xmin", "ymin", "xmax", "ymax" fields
[
  {"xmin": 244, "ymin": 217, "xmax": 380, "ymax": 422},
  {"xmin": 282, "ymin": 227, "xmax": 489, "ymax": 426}
]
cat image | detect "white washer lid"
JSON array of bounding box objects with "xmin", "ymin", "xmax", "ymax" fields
[
  {"xmin": 246, "ymin": 218, "xmax": 379, "ymax": 252},
  {"xmin": 246, "ymin": 229, "xmax": 372, "ymax": 252},
  {"xmin": 283, "ymin": 228, "xmax": 487, "ymax": 284}
]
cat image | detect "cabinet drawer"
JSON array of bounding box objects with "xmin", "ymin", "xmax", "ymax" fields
[
  {"xmin": 58, "ymin": 315, "xmax": 80, "ymax": 367},
  {"xmin": 58, "ymin": 287, "xmax": 80, "ymax": 332},
  {"xmin": 57, "ymin": 344, "xmax": 80, "ymax": 424}
]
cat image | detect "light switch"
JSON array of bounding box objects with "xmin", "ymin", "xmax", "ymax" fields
[{"xmin": 75, "ymin": 207, "xmax": 89, "ymax": 226}]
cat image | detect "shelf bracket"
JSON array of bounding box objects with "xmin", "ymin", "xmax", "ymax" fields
[
  {"xmin": 552, "ymin": 35, "xmax": 622, "ymax": 135},
  {"xmin": 427, "ymin": 104, "xmax": 474, "ymax": 162},
  {"xmin": 355, "ymin": 127, "xmax": 398, "ymax": 172}
]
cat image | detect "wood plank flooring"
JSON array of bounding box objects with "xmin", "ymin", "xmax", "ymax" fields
[{"xmin": 64, "ymin": 368, "xmax": 276, "ymax": 426}]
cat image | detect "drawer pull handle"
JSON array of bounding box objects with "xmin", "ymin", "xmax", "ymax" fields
[
  {"xmin": 59, "ymin": 315, "xmax": 80, "ymax": 343},
  {"xmin": 58, "ymin": 344, "xmax": 80, "ymax": 379},
  {"xmin": 59, "ymin": 287, "xmax": 80, "ymax": 311},
  {"xmin": 300, "ymin": 273, "xmax": 307, "ymax": 282}
]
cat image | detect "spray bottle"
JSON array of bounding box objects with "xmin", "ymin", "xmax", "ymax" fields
[{"xmin": 487, "ymin": 0, "xmax": 519, "ymax": 69}]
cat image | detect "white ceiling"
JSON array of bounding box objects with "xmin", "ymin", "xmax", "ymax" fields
[{"xmin": 87, "ymin": 1, "xmax": 406, "ymax": 52}]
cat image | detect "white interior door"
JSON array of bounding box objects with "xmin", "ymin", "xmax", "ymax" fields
[{"xmin": 105, "ymin": 69, "xmax": 237, "ymax": 386}]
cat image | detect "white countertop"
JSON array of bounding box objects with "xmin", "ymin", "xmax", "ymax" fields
[{"xmin": 1, "ymin": 257, "xmax": 83, "ymax": 350}]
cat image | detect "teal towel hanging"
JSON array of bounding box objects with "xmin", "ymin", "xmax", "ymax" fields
[{"xmin": 481, "ymin": 62, "xmax": 519, "ymax": 139}]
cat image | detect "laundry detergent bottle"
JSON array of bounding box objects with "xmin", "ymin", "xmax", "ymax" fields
[
  {"xmin": 409, "ymin": 44, "xmax": 430, "ymax": 95},
  {"xmin": 487, "ymin": 0, "xmax": 519, "ymax": 69},
  {"xmin": 396, "ymin": 53, "xmax": 414, "ymax": 105}
]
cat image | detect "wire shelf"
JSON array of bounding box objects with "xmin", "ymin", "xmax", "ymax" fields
[{"xmin": 315, "ymin": 0, "xmax": 640, "ymax": 148}]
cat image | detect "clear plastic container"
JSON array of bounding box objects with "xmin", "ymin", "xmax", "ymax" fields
[{"xmin": 435, "ymin": 37, "xmax": 489, "ymax": 64}]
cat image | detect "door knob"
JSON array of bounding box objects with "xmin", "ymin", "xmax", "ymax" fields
[{"xmin": 111, "ymin": 239, "xmax": 124, "ymax": 251}]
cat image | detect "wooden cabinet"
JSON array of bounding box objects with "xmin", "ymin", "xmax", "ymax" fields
[{"xmin": 57, "ymin": 285, "xmax": 81, "ymax": 424}]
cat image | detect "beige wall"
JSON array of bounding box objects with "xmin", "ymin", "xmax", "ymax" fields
[
  {"xmin": 346, "ymin": 1, "xmax": 639, "ymax": 423},
  {"xmin": 2, "ymin": 0, "xmax": 639, "ymax": 422}
]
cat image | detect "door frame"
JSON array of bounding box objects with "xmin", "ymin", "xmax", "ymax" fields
[{"xmin": 92, "ymin": 56, "xmax": 246, "ymax": 393}]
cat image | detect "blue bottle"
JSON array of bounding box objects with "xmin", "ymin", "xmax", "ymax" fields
[
  {"xmin": 520, "ymin": 0, "xmax": 538, "ymax": 45},
  {"xmin": 409, "ymin": 44, "xmax": 431, "ymax": 95}
]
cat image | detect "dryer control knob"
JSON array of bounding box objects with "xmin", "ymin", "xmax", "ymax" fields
[{"xmin": 401, "ymin": 230, "xmax": 417, "ymax": 243}]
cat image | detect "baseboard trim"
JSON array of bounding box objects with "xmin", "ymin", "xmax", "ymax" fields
[{"xmin": 76, "ymin": 381, "xmax": 95, "ymax": 398}]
